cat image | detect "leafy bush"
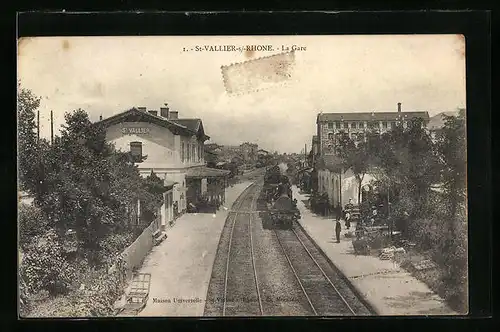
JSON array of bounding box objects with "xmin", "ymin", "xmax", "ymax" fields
[
  {"xmin": 98, "ymin": 232, "xmax": 136, "ymax": 264},
  {"xmin": 67, "ymin": 256, "xmax": 127, "ymax": 317},
  {"xmin": 407, "ymin": 217, "xmax": 446, "ymax": 252},
  {"xmin": 437, "ymin": 222, "xmax": 468, "ymax": 312},
  {"xmin": 18, "ymin": 203, "xmax": 48, "ymax": 250},
  {"xmin": 20, "ymin": 229, "xmax": 76, "ymax": 295},
  {"xmin": 24, "ymin": 256, "xmax": 128, "ymax": 317}
]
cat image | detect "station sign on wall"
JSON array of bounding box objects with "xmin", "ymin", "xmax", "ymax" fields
[{"xmin": 121, "ymin": 127, "xmax": 151, "ymax": 135}]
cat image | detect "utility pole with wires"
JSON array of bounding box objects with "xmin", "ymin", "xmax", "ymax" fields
[
  {"xmin": 37, "ymin": 110, "xmax": 40, "ymax": 144},
  {"xmin": 50, "ymin": 110, "xmax": 54, "ymax": 145},
  {"xmin": 304, "ymin": 143, "xmax": 307, "ymax": 167}
]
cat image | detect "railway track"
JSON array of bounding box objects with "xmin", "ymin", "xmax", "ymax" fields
[
  {"xmin": 274, "ymin": 225, "xmax": 371, "ymax": 316},
  {"xmin": 205, "ymin": 180, "xmax": 371, "ymax": 317},
  {"xmin": 204, "ymin": 182, "xmax": 263, "ymax": 316}
]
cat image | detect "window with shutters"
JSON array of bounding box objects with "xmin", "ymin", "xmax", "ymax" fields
[
  {"xmin": 187, "ymin": 143, "xmax": 191, "ymax": 162},
  {"xmin": 328, "ymin": 122, "xmax": 333, "ymax": 129},
  {"xmin": 181, "ymin": 142, "xmax": 185, "ymax": 162},
  {"xmin": 130, "ymin": 142, "xmax": 143, "ymax": 162}
]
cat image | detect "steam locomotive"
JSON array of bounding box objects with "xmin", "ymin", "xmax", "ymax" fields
[{"xmin": 262, "ymin": 165, "xmax": 300, "ymax": 229}]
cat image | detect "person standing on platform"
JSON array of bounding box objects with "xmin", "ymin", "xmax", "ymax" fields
[
  {"xmin": 335, "ymin": 217, "xmax": 342, "ymax": 243},
  {"xmin": 345, "ymin": 210, "xmax": 351, "ymax": 230}
]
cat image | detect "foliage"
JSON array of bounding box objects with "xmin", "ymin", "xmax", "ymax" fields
[
  {"xmin": 17, "ymin": 83, "xmax": 41, "ymax": 192},
  {"xmin": 18, "ymin": 203, "xmax": 48, "ymax": 250},
  {"xmin": 309, "ymin": 191, "xmax": 330, "ymax": 215},
  {"xmin": 141, "ymin": 170, "xmax": 168, "ymax": 224},
  {"xmin": 435, "ymin": 109, "xmax": 467, "ymax": 223},
  {"xmin": 24, "ymin": 256, "xmax": 128, "ymax": 317},
  {"xmin": 17, "ymin": 100, "xmax": 161, "ymax": 266},
  {"xmin": 20, "ymin": 229, "xmax": 76, "ymax": 296},
  {"xmin": 98, "ymin": 232, "xmax": 137, "ymax": 265},
  {"xmin": 370, "ymin": 119, "xmax": 440, "ymax": 221},
  {"xmin": 67, "ymin": 256, "xmax": 127, "ymax": 317},
  {"xmin": 433, "ymin": 109, "xmax": 467, "ymax": 309}
]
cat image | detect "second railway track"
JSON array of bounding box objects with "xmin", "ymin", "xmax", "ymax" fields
[
  {"xmin": 274, "ymin": 225, "xmax": 372, "ymax": 316},
  {"xmin": 204, "ymin": 182, "xmax": 263, "ymax": 316},
  {"xmin": 205, "ymin": 181, "xmax": 372, "ymax": 317}
]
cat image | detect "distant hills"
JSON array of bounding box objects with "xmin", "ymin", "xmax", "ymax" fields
[{"xmin": 427, "ymin": 111, "xmax": 460, "ymax": 130}]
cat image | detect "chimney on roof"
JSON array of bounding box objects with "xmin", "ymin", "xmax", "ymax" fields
[
  {"xmin": 169, "ymin": 111, "xmax": 179, "ymax": 120},
  {"xmin": 99, "ymin": 115, "xmax": 102, "ymax": 121},
  {"xmin": 148, "ymin": 110, "xmax": 158, "ymax": 116},
  {"xmin": 137, "ymin": 107, "xmax": 146, "ymax": 112},
  {"xmin": 397, "ymin": 102, "xmax": 402, "ymax": 113},
  {"xmin": 160, "ymin": 103, "xmax": 169, "ymax": 118}
]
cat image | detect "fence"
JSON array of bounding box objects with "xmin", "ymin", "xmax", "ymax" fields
[{"xmin": 112, "ymin": 217, "xmax": 161, "ymax": 281}]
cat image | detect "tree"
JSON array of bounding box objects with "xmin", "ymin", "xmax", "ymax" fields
[
  {"xmin": 17, "ymin": 83, "xmax": 41, "ymax": 192},
  {"xmin": 435, "ymin": 109, "xmax": 467, "ymax": 301},
  {"xmin": 373, "ymin": 119, "xmax": 439, "ymax": 216},
  {"xmin": 336, "ymin": 131, "xmax": 374, "ymax": 205},
  {"xmin": 141, "ymin": 171, "xmax": 169, "ymax": 224},
  {"xmin": 17, "ymin": 105, "xmax": 160, "ymax": 266},
  {"xmin": 436, "ymin": 109, "xmax": 466, "ymax": 225}
]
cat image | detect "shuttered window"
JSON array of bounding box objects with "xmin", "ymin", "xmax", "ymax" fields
[
  {"xmin": 181, "ymin": 142, "xmax": 185, "ymax": 162},
  {"xmin": 130, "ymin": 142, "xmax": 142, "ymax": 162}
]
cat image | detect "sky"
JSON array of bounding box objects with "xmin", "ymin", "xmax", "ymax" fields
[{"xmin": 17, "ymin": 35, "xmax": 466, "ymax": 153}]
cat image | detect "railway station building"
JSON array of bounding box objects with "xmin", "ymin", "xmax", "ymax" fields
[{"xmin": 96, "ymin": 105, "xmax": 230, "ymax": 230}]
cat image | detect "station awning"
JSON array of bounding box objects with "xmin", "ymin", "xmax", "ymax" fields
[
  {"xmin": 186, "ymin": 166, "xmax": 231, "ymax": 179},
  {"xmin": 164, "ymin": 181, "xmax": 177, "ymax": 190}
]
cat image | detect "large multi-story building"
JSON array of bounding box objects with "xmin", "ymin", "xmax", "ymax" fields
[
  {"xmin": 97, "ymin": 105, "xmax": 229, "ymax": 230},
  {"xmin": 317, "ymin": 103, "xmax": 430, "ymax": 156},
  {"xmin": 314, "ymin": 103, "xmax": 430, "ymax": 210}
]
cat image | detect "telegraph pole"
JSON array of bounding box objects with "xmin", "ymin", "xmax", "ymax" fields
[
  {"xmin": 50, "ymin": 110, "xmax": 54, "ymax": 144},
  {"xmin": 304, "ymin": 143, "xmax": 307, "ymax": 167},
  {"xmin": 37, "ymin": 110, "xmax": 40, "ymax": 144}
]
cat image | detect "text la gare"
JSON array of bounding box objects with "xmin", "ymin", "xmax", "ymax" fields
[{"xmin": 282, "ymin": 45, "xmax": 307, "ymax": 51}]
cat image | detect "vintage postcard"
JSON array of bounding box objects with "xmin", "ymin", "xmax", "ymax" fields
[{"xmin": 17, "ymin": 35, "xmax": 467, "ymax": 317}]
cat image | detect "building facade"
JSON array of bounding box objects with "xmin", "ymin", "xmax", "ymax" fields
[
  {"xmin": 97, "ymin": 106, "xmax": 229, "ymax": 230},
  {"xmin": 315, "ymin": 103, "xmax": 430, "ymax": 209}
]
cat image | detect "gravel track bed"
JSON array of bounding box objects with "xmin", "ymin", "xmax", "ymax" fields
[
  {"xmin": 203, "ymin": 211, "xmax": 236, "ymax": 316},
  {"xmin": 205, "ymin": 180, "xmax": 370, "ymax": 317},
  {"xmin": 274, "ymin": 229, "xmax": 355, "ymax": 316},
  {"xmin": 224, "ymin": 212, "xmax": 261, "ymax": 316},
  {"xmin": 292, "ymin": 224, "xmax": 372, "ymax": 316},
  {"xmin": 252, "ymin": 194, "xmax": 313, "ymax": 316},
  {"xmin": 203, "ymin": 183, "xmax": 259, "ymax": 316}
]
